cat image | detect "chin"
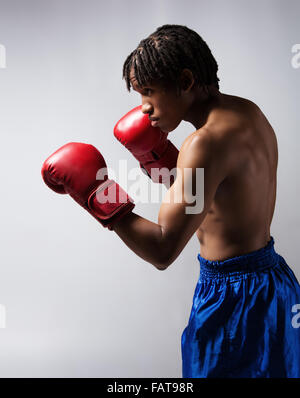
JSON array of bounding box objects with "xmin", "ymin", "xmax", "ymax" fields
[{"xmin": 163, "ymin": 122, "xmax": 180, "ymax": 133}]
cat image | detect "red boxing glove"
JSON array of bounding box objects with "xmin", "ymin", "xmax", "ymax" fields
[
  {"xmin": 41, "ymin": 142, "xmax": 134, "ymax": 230},
  {"xmin": 114, "ymin": 106, "xmax": 178, "ymax": 185}
]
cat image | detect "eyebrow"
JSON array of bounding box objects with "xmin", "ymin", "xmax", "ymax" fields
[
  {"xmin": 131, "ymin": 82, "xmax": 147, "ymax": 92},
  {"xmin": 130, "ymin": 79, "xmax": 140, "ymax": 90},
  {"xmin": 130, "ymin": 77, "xmax": 154, "ymax": 92}
]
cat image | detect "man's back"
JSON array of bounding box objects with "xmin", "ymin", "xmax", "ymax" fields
[{"xmin": 194, "ymin": 95, "xmax": 278, "ymax": 260}]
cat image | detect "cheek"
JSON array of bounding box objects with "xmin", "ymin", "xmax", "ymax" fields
[
  {"xmin": 167, "ymin": 100, "xmax": 184, "ymax": 130},
  {"xmin": 159, "ymin": 97, "xmax": 177, "ymax": 115},
  {"xmin": 156, "ymin": 93, "xmax": 183, "ymax": 121}
]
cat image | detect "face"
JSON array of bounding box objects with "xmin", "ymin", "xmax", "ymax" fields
[{"xmin": 129, "ymin": 69, "xmax": 189, "ymax": 133}]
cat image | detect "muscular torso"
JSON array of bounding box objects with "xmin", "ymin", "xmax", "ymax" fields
[{"xmin": 194, "ymin": 94, "xmax": 278, "ymax": 260}]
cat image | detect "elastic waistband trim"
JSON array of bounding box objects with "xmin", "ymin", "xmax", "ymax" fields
[{"xmin": 197, "ymin": 237, "xmax": 279, "ymax": 278}]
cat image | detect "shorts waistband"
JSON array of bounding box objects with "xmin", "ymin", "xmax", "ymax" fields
[{"xmin": 197, "ymin": 237, "xmax": 279, "ymax": 279}]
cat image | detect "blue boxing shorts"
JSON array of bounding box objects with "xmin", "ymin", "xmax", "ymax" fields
[{"xmin": 181, "ymin": 237, "xmax": 300, "ymax": 378}]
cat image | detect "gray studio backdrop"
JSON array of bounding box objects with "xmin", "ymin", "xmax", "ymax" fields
[{"xmin": 0, "ymin": 0, "xmax": 299, "ymax": 377}]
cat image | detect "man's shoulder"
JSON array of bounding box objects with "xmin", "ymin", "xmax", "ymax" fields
[
  {"xmin": 180, "ymin": 122, "xmax": 236, "ymax": 157},
  {"xmin": 221, "ymin": 94, "xmax": 260, "ymax": 111},
  {"xmin": 216, "ymin": 95, "xmax": 263, "ymax": 129},
  {"xmin": 180, "ymin": 128, "xmax": 212, "ymax": 155},
  {"xmin": 204, "ymin": 95, "xmax": 263, "ymax": 142},
  {"xmin": 178, "ymin": 95, "xmax": 265, "ymax": 164},
  {"xmin": 178, "ymin": 128, "xmax": 217, "ymax": 170}
]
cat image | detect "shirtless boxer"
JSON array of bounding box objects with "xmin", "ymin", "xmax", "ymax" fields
[{"xmin": 42, "ymin": 24, "xmax": 300, "ymax": 377}]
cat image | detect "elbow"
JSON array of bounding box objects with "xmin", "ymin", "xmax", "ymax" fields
[
  {"xmin": 154, "ymin": 252, "xmax": 174, "ymax": 271},
  {"xmin": 154, "ymin": 262, "xmax": 170, "ymax": 271},
  {"xmin": 153, "ymin": 229, "xmax": 178, "ymax": 270},
  {"xmin": 153, "ymin": 226, "xmax": 180, "ymax": 270},
  {"xmin": 154, "ymin": 262, "xmax": 169, "ymax": 271}
]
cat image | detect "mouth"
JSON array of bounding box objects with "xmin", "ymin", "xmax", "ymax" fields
[
  {"xmin": 151, "ymin": 120, "xmax": 159, "ymax": 127},
  {"xmin": 149, "ymin": 117, "xmax": 159, "ymax": 127}
]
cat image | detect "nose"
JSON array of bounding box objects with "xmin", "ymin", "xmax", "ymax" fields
[{"xmin": 141, "ymin": 102, "xmax": 153, "ymax": 115}]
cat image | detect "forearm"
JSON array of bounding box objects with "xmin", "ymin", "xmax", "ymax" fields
[{"xmin": 113, "ymin": 212, "xmax": 171, "ymax": 270}]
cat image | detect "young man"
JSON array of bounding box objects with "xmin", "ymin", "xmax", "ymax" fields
[
  {"xmin": 114, "ymin": 24, "xmax": 300, "ymax": 378},
  {"xmin": 42, "ymin": 24, "xmax": 300, "ymax": 377}
]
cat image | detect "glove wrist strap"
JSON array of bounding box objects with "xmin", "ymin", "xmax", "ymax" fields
[{"xmin": 87, "ymin": 179, "xmax": 135, "ymax": 230}]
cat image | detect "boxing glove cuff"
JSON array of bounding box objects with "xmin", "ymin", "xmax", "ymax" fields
[
  {"xmin": 87, "ymin": 179, "xmax": 135, "ymax": 230},
  {"xmin": 138, "ymin": 139, "xmax": 178, "ymax": 183}
]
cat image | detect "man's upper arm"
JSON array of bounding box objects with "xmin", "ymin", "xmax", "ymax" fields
[{"xmin": 158, "ymin": 130, "xmax": 228, "ymax": 266}]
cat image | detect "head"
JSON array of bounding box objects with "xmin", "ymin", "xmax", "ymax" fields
[{"xmin": 122, "ymin": 24, "xmax": 220, "ymax": 132}]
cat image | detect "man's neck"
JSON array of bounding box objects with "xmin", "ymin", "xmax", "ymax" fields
[{"xmin": 183, "ymin": 85, "xmax": 223, "ymax": 130}]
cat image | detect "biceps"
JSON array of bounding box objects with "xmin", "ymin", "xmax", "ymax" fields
[
  {"xmin": 158, "ymin": 176, "xmax": 206, "ymax": 244},
  {"xmin": 158, "ymin": 163, "xmax": 220, "ymax": 239}
]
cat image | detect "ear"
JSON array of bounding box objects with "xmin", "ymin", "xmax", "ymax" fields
[{"xmin": 179, "ymin": 69, "xmax": 195, "ymax": 93}]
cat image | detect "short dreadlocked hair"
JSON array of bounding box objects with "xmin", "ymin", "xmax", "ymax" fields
[{"xmin": 123, "ymin": 24, "xmax": 220, "ymax": 93}]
